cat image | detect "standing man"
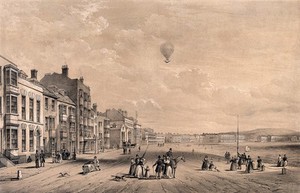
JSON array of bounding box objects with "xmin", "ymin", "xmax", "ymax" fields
[
  {"xmin": 153, "ymin": 155, "xmax": 163, "ymax": 179},
  {"xmin": 257, "ymin": 156, "xmax": 263, "ymax": 170},
  {"xmin": 40, "ymin": 150, "xmax": 45, "ymax": 167},
  {"xmin": 35, "ymin": 150, "xmax": 40, "ymax": 168}
]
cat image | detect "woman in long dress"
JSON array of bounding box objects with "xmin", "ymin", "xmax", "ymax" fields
[
  {"xmin": 135, "ymin": 158, "xmax": 145, "ymax": 178},
  {"xmin": 230, "ymin": 157, "xmax": 237, "ymax": 171},
  {"xmin": 129, "ymin": 158, "xmax": 135, "ymax": 176},
  {"xmin": 165, "ymin": 157, "xmax": 173, "ymax": 178}
]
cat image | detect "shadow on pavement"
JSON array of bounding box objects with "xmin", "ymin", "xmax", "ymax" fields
[{"xmin": 20, "ymin": 166, "xmax": 37, "ymax": 169}]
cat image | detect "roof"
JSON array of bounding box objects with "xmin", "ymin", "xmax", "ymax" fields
[
  {"xmin": 29, "ymin": 80, "xmax": 58, "ymax": 99},
  {"xmin": 47, "ymin": 87, "xmax": 75, "ymax": 106}
]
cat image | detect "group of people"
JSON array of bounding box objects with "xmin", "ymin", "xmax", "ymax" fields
[
  {"xmin": 128, "ymin": 154, "xmax": 149, "ymax": 178},
  {"xmin": 52, "ymin": 149, "xmax": 72, "ymax": 163},
  {"xmin": 152, "ymin": 150, "xmax": 174, "ymax": 179},
  {"xmin": 277, "ymin": 154, "xmax": 288, "ymax": 167},
  {"xmin": 228, "ymin": 153, "xmax": 263, "ymax": 173},
  {"xmin": 128, "ymin": 148, "xmax": 174, "ymax": 179},
  {"xmin": 201, "ymin": 155, "xmax": 218, "ymax": 171},
  {"xmin": 35, "ymin": 150, "xmax": 46, "ymax": 168}
]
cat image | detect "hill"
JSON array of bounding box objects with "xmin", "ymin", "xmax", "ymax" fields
[{"xmin": 241, "ymin": 128, "xmax": 299, "ymax": 136}]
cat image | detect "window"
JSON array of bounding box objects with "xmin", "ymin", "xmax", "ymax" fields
[
  {"xmin": 5, "ymin": 68, "xmax": 18, "ymax": 86},
  {"xmin": 11, "ymin": 71, "xmax": 17, "ymax": 86},
  {"xmin": 60, "ymin": 105, "xmax": 67, "ymax": 115},
  {"xmin": 29, "ymin": 98, "xmax": 34, "ymax": 121},
  {"xmin": 11, "ymin": 96, "xmax": 17, "ymax": 114},
  {"xmin": 6, "ymin": 95, "xmax": 18, "ymax": 114},
  {"xmin": 51, "ymin": 100, "xmax": 55, "ymax": 111},
  {"xmin": 36, "ymin": 100, "xmax": 40, "ymax": 122},
  {"xmin": 22, "ymin": 96, "xmax": 26, "ymax": 120},
  {"xmin": 6, "ymin": 129, "xmax": 10, "ymax": 148},
  {"xmin": 69, "ymin": 107, "xmax": 75, "ymax": 115},
  {"xmin": 49, "ymin": 117, "xmax": 55, "ymax": 130},
  {"xmin": 6, "ymin": 96, "xmax": 10, "ymax": 113},
  {"xmin": 45, "ymin": 117, "xmax": 49, "ymax": 131},
  {"xmin": 63, "ymin": 105, "xmax": 66, "ymax": 115},
  {"xmin": 7, "ymin": 129, "xmax": 18, "ymax": 149},
  {"xmin": 0, "ymin": 66, "xmax": 2, "ymax": 84},
  {"xmin": 45, "ymin": 98, "xmax": 48, "ymax": 110},
  {"xmin": 0, "ymin": 96, "xmax": 2, "ymax": 114},
  {"xmin": 29, "ymin": 130, "xmax": 34, "ymax": 152},
  {"xmin": 84, "ymin": 93, "xmax": 88, "ymax": 101},
  {"xmin": 22, "ymin": 130, "xmax": 26, "ymax": 152},
  {"xmin": 61, "ymin": 121, "xmax": 67, "ymax": 127},
  {"xmin": 70, "ymin": 122, "xmax": 75, "ymax": 132}
]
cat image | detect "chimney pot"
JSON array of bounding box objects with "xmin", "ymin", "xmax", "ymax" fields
[
  {"xmin": 31, "ymin": 69, "xmax": 38, "ymax": 79},
  {"xmin": 79, "ymin": 76, "xmax": 84, "ymax": 83},
  {"xmin": 62, "ymin": 65, "xmax": 69, "ymax": 77}
]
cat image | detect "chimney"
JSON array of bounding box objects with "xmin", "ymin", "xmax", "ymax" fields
[
  {"xmin": 31, "ymin": 69, "xmax": 38, "ymax": 79},
  {"xmin": 79, "ymin": 76, "xmax": 84, "ymax": 83},
  {"xmin": 93, "ymin": 103, "xmax": 97, "ymax": 112},
  {"xmin": 62, "ymin": 65, "xmax": 69, "ymax": 77}
]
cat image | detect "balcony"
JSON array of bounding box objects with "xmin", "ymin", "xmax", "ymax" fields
[
  {"xmin": 104, "ymin": 133, "xmax": 110, "ymax": 138},
  {"xmin": 84, "ymin": 135, "xmax": 95, "ymax": 140},
  {"xmin": 5, "ymin": 114, "xmax": 19, "ymax": 125},
  {"xmin": 69, "ymin": 115, "xmax": 75, "ymax": 123},
  {"xmin": 60, "ymin": 131, "xmax": 68, "ymax": 138},
  {"xmin": 5, "ymin": 86, "xmax": 19, "ymax": 94},
  {"xmin": 59, "ymin": 114, "xmax": 68, "ymax": 121}
]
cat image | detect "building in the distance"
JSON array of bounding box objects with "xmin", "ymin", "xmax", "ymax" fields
[
  {"xmin": 96, "ymin": 113, "xmax": 109, "ymax": 151},
  {"xmin": 48, "ymin": 86, "xmax": 76, "ymax": 153},
  {"xmin": 40, "ymin": 65, "xmax": 93, "ymax": 153},
  {"xmin": 101, "ymin": 109, "xmax": 134, "ymax": 148}
]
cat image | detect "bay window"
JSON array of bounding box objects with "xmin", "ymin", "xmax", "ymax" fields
[{"xmin": 6, "ymin": 95, "xmax": 18, "ymax": 114}]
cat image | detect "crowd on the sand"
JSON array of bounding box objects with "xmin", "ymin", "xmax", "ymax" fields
[
  {"xmin": 217, "ymin": 151, "xmax": 288, "ymax": 173},
  {"xmin": 25, "ymin": 146, "xmax": 289, "ymax": 178},
  {"xmin": 128, "ymin": 148, "xmax": 176, "ymax": 179}
]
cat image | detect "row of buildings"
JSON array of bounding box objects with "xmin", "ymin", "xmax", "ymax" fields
[
  {"xmin": 0, "ymin": 56, "xmax": 150, "ymax": 164},
  {"xmin": 162, "ymin": 132, "xmax": 299, "ymax": 144}
]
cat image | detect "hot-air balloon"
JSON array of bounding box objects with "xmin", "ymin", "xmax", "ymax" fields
[{"xmin": 160, "ymin": 42, "xmax": 174, "ymax": 63}]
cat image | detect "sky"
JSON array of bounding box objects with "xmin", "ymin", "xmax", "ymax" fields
[{"xmin": 0, "ymin": 0, "xmax": 299, "ymax": 134}]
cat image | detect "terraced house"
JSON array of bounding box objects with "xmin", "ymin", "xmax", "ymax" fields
[
  {"xmin": 0, "ymin": 59, "xmax": 44, "ymax": 163},
  {"xmin": 40, "ymin": 65, "xmax": 94, "ymax": 153}
]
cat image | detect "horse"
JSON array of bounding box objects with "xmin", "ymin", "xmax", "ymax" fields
[{"xmin": 170, "ymin": 156, "xmax": 185, "ymax": 178}]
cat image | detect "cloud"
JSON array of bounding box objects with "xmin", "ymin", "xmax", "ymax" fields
[{"xmin": 164, "ymin": 68, "xmax": 214, "ymax": 98}]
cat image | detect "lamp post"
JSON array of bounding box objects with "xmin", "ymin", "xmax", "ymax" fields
[{"xmin": 237, "ymin": 115, "xmax": 239, "ymax": 156}]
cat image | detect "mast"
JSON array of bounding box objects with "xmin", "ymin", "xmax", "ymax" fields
[{"xmin": 237, "ymin": 115, "xmax": 239, "ymax": 156}]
